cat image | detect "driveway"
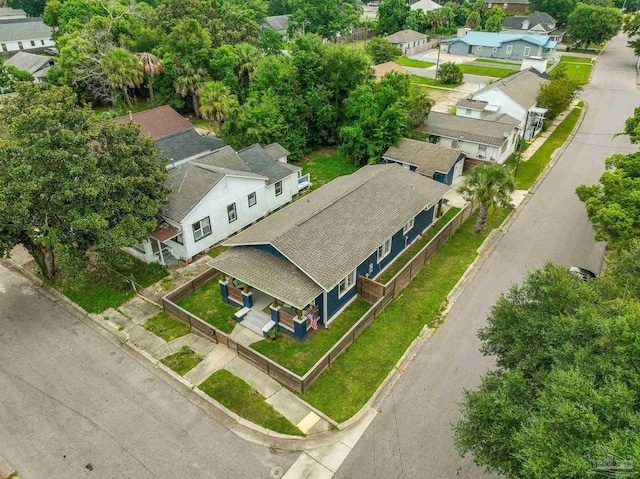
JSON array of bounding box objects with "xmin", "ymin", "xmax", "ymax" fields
[
  {"xmin": 0, "ymin": 266, "xmax": 299, "ymax": 478},
  {"xmin": 334, "ymin": 33, "xmax": 636, "ymax": 479}
]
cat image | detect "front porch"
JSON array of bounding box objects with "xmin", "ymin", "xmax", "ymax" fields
[{"xmin": 128, "ymin": 221, "xmax": 183, "ymax": 266}]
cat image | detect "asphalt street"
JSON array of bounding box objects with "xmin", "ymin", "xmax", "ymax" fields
[
  {"xmin": 0, "ymin": 269, "xmax": 299, "ymax": 478},
  {"xmin": 334, "ymin": 33, "xmax": 637, "ymax": 479}
]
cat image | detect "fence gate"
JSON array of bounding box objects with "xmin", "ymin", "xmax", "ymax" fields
[{"xmin": 357, "ymin": 276, "xmax": 385, "ymax": 304}]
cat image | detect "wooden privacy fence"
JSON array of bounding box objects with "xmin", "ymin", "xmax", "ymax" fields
[{"xmin": 161, "ymin": 203, "xmax": 474, "ymax": 394}]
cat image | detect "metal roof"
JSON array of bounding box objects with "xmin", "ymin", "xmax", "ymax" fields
[{"xmin": 443, "ymin": 31, "xmax": 556, "ymax": 48}]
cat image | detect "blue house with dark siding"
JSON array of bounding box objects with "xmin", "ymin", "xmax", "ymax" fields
[
  {"xmin": 382, "ymin": 137, "xmax": 465, "ymax": 186},
  {"xmin": 210, "ymin": 164, "xmax": 450, "ymax": 341}
]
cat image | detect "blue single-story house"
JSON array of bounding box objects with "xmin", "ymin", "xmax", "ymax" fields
[
  {"xmin": 382, "ymin": 137, "xmax": 465, "ymax": 185},
  {"xmin": 443, "ymin": 32, "xmax": 557, "ymax": 60},
  {"xmin": 209, "ymin": 164, "xmax": 450, "ymax": 341}
]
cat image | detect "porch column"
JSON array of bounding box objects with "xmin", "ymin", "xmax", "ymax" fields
[
  {"xmin": 241, "ymin": 283, "xmax": 253, "ymax": 308},
  {"xmin": 437, "ymin": 199, "xmax": 443, "ymax": 218},
  {"xmin": 219, "ymin": 279, "xmax": 230, "ymax": 305},
  {"xmin": 293, "ymin": 313, "xmax": 307, "ymax": 342},
  {"xmin": 270, "ymin": 298, "xmax": 280, "ymax": 327}
]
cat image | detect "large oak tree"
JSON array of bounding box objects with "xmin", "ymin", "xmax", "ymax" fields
[{"xmin": 0, "ymin": 84, "xmax": 169, "ymax": 280}]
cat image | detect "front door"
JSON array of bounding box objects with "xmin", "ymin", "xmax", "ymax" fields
[{"xmin": 453, "ymin": 159, "xmax": 464, "ymax": 179}]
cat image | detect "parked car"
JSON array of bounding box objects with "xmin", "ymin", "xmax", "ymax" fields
[
  {"xmin": 569, "ymin": 266, "xmax": 596, "ymax": 281},
  {"xmin": 366, "ymin": 1, "xmax": 379, "ymax": 5},
  {"xmin": 43, "ymin": 47, "xmax": 59, "ymax": 55}
]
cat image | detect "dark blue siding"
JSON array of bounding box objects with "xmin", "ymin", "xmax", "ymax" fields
[
  {"xmin": 432, "ymin": 155, "xmax": 464, "ymax": 185},
  {"xmin": 384, "ymin": 159, "xmax": 417, "ymax": 172},
  {"xmin": 246, "ymin": 244, "xmax": 286, "ymax": 259}
]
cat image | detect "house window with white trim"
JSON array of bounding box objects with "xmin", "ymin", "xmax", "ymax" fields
[
  {"xmin": 451, "ymin": 139, "xmax": 460, "ymax": 149},
  {"xmin": 478, "ymin": 144, "xmax": 487, "ymax": 158},
  {"xmin": 30, "ymin": 40, "xmax": 35, "ymax": 47},
  {"xmin": 477, "ymin": 45, "xmax": 482, "ymax": 52},
  {"xmin": 377, "ymin": 238, "xmax": 392, "ymax": 262},
  {"xmin": 275, "ymin": 181, "xmax": 282, "ymax": 196},
  {"xmin": 192, "ymin": 217, "xmax": 212, "ymax": 241},
  {"xmin": 1, "ymin": 44, "xmax": 6, "ymax": 52},
  {"xmin": 173, "ymin": 234, "xmax": 183, "ymax": 245},
  {"xmin": 338, "ymin": 269, "xmax": 357, "ymax": 298},
  {"xmin": 41, "ymin": 40, "xmax": 45, "ymax": 45},
  {"xmin": 17, "ymin": 41, "xmax": 23, "ymax": 50},
  {"xmin": 523, "ymin": 46, "xmax": 531, "ymax": 57},
  {"xmin": 403, "ymin": 218, "xmax": 415, "ymax": 234},
  {"xmin": 492, "ymin": 47, "xmax": 497, "ymax": 52},
  {"xmin": 248, "ymin": 192, "xmax": 257, "ymax": 207},
  {"xmin": 227, "ymin": 203, "xmax": 237, "ymax": 223},
  {"xmin": 506, "ymin": 45, "xmax": 513, "ymax": 55}
]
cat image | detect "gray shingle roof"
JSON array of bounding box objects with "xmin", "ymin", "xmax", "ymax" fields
[
  {"xmin": 209, "ymin": 247, "xmax": 323, "ymax": 310},
  {"xmin": 473, "ymin": 68, "xmax": 549, "ymax": 110},
  {"xmin": 224, "ymin": 164, "xmax": 450, "ymax": 290},
  {"xmin": 237, "ymin": 143, "xmax": 296, "ymax": 185},
  {"xmin": 155, "ymin": 129, "xmax": 224, "ymax": 164},
  {"xmin": 485, "ymin": 0, "xmax": 528, "ymax": 4},
  {"xmin": 503, "ymin": 12, "xmax": 557, "ymax": 32},
  {"xmin": 385, "ymin": 29, "xmax": 427, "ymax": 44},
  {"xmin": 264, "ymin": 142, "xmax": 290, "ymax": 161},
  {"xmin": 4, "ymin": 51, "xmax": 55, "ymax": 74},
  {"xmin": 263, "ymin": 15, "xmax": 290, "ymax": 33},
  {"xmin": 194, "ymin": 145, "xmax": 252, "ymax": 172},
  {"xmin": 383, "ymin": 138, "xmax": 463, "ymax": 177},
  {"xmin": 0, "ymin": 7, "xmax": 26, "ymax": 18},
  {"xmin": 0, "ymin": 17, "xmax": 52, "ymax": 43},
  {"xmin": 425, "ymin": 111, "xmax": 519, "ymax": 146},
  {"xmin": 456, "ymin": 99, "xmax": 488, "ymax": 111}
]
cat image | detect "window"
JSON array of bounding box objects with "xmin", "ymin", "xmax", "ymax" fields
[
  {"xmin": 465, "ymin": 108, "xmax": 472, "ymax": 115},
  {"xmin": 523, "ymin": 46, "xmax": 531, "ymax": 57},
  {"xmin": 477, "ymin": 45, "xmax": 482, "ymax": 52},
  {"xmin": 401, "ymin": 162, "xmax": 411, "ymax": 169},
  {"xmin": 505, "ymin": 45, "xmax": 513, "ymax": 55},
  {"xmin": 503, "ymin": 2, "xmax": 508, "ymax": 7},
  {"xmin": 478, "ymin": 144, "xmax": 487, "ymax": 158},
  {"xmin": 41, "ymin": 40, "xmax": 45, "ymax": 45},
  {"xmin": 248, "ymin": 192, "xmax": 257, "ymax": 207},
  {"xmin": 275, "ymin": 181, "xmax": 283, "ymax": 196},
  {"xmin": 227, "ymin": 203, "xmax": 237, "ymax": 223},
  {"xmin": 377, "ymin": 238, "xmax": 392, "ymax": 263},
  {"xmin": 30, "ymin": 40, "xmax": 35, "ymax": 47},
  {"xmin": 451, "ymin": 139, "xmax": 460, "ymax": 149},
  {"xmin": 192, "ymin": 217, "xmax": 211, "ymax": 241},
  {"xmin": 338, "ymin": 269, "xmax": 357, "ymax": 298},
  {"xmin": 492, "ymin": 47, "xmax": 497, "ymax": 53},
  {"xmin": 1, "ymin": 44, "xmax": 6, "ymax": 52},
  {"xmin": 403, "ymin": 218, "xmax": 415, "ymax": 234},
  {"xmin": 172, "ymin": 234, "xmax": 184, "ymax": 245},
  {"xmin": 17, "ymin": 41, "xmax": 23, "ymax": 50}
]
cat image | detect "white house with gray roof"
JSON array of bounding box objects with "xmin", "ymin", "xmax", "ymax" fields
[
  {"xmin": 424, "ymin": 111, "xmax": 520, "ymax": 164},
  {"xmin": 385, "ymin": 29, "xmax": 428, "ymax": 54},
  {"xmin": 210, "ymin": 164, "xmax": 449, "ymax": 340},
  {"xmin": 458, "ymin": 68, "xmax": 549, "ymax": 139},
  {"xmin": 125, "ymin": 143, "xmax": 303, "ymax": 266},
  {"xmin": 5, "ymin": 51, "xmax": 56, "ymax": 82},
  {"xmin": 0, "ymin": 17, "xmax": 54, "ymax": 54},
  {"xmin": 0, "ymin": 8, "xmax": 27, "ymax": 20},
  {"xmin": 262, "ymin": 14, "xmax": 291, "ymax": 41}
]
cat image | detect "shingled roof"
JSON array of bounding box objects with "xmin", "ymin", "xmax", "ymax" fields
[
  {"xmin": 0, "ymin": 17, "xmax": 52, "ymax": 43},
  {"xmin": 473, "ymin": 68, "xmax": 549, "ymax": 110},
  {"xmin": 424, "ymin": 111, "xmax": 519, "ymax": 146},
  {"xmin": 5, "ymin": 51, "xmax": 55, "ymax": 75},
  {"xmin": 385, "ymin": 29, "xmax": 427, "ymax": 44},
  {"xmin": 112, "ymin": 105, "xmax": 193, "ymax": 140},
  {"xmin": 156, "ymin": 130, "xmax": 224, "ymax": 164},
  {"xmin": 237, "ymin": 143, "xmax": 297, "ymax": 185},
  {"xmin": 383, "ymin": 138, "xmax": 463, "ymax": 177},
  {"xmin": 220, "ymin": 164, "xmax": 449, "ymax": 291}
]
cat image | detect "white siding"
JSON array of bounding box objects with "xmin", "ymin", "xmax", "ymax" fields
[
  {"xmin": 471, "ymin": 90, "xmax": 527, "ymax": 127},
  {"xmin": 455, "ymin": 107, "xmax": 484, "ymax": 119},
  {"xmin": 438, "ymin": 134, "xmax": 516, "ymax": 164},
  {"xmin": 1, "ymin": 37, "xmax": 55, "ymax": 53}
]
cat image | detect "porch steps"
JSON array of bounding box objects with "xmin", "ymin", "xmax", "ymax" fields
[{"xmin": 240, "ymin": 310, "xmax": 273, "ymax": 336}]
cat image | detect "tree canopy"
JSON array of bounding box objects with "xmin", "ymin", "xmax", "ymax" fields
[
  {"xmin": 454, "ymin": 261, "xmax": 640, "ymax": 479},
  {"xmin": 567, "ymin": 4, "xmax": 623, "ymax": 47},
  {"xmin": 0, "ymin": 84, "xmax": 168, "ymax": 280}
]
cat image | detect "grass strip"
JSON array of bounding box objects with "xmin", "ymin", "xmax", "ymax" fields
[
  {"xmin": 395, "ymin": 57, "xmax": 436, "ymax": 68},
  {"xmin": 252, "ymin": 300, "xmax": 371, "ymax": 375},
  {"xmin": 410, "ymin": 74, "xmax": 462, "ymax": 88},
  {"xmin": 300, "ymin": 208, "xmax": 509, "ymax": 422},
  {"xmin": 509, "ymin": 106, "xmax": 582, "ymax": 190},
  {"xmin": 143, "ymin": 311, "xmax": 191, "ymax": 342},
  {"xmin": 560, "ymin": 55, "xmax": 593, "ymax": 64},
  {"xmin": 379, "ymin": 207, "xmax": 461, "ymax": 284},
  {"xmin": 459, "ymin": 64, "xmax": 516, "ymax": 78},
  {"xmin": 200, "ymin": 370, "xmax": 304, "ymax": 436},
  {"xmin": 300, "ymin": 149, "xmax": 359, "ymax": 191},
  {"xmin": 556, "ymin": 61, "xmax": 592, "ymax": 85},
  {"xmin": 177, "ymin": 280, "xmax": 238, "ymax": 333},
  {"xmin": 161, "ymin": 346, "xmax": 203, "ymax": 375},
  {"xmin": 472, "ymin": 58, "xmax": 520, "ymax": 66}
]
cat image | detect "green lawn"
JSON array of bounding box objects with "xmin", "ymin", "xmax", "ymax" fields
[
  {"xmin": 177, "ymin": 280, "xmax": 238, "ymax": 333},
  {"xmin": 509, "ymin": 106, "xmax": 582, "ymax": 190},
  {"xmin": 252, "ymin": 300, "xmax": 371, "ymax": 375},
  {"xmin": 459, "ymin": 64, "xmax": 517, "ymax": 78},
  {"xmin": 300, "ymin": 207, "xmax": 509, "ymax": 422},
  {"xmin": 560, "ymin": 55, "xmax": 593, "ymax": 64},
  {"xmin": 556, "ymin": 61, "xmax": 592, "ymax": 85},
  {"xmin": 472, "ymin": 58, "xmax": 520, "ymax": 66},
  {"xmin": 410, "ymin": 75, "xmax": 462, "ymax": 89},
  {"xmin": 379, "ymin": 207, "xmax": 461, "ymax": 284},
  {"xmin": 395, "ymin": 57, "xmax": 436, "ymax": 68},
  {"xmin": 200, "ymin": 370, "xmax": 304, "ymax": 435},
  {"xmin": 300, "ymin": 149, "xmax": 360, "ymax": 191},
  {"xmin": 53, "ymin": 257, "xmax": 168, "ymax": 313},
  {"xmin": 161, "ymin": 346, "xmax": 203, "ymax": 375},
  {"xmin": 143, "ymin": 311, "xmax": 191, "ymax": 342},
  {"xmin": 207, "ymin": 246, "xmax": 230, "ymax": 259}
]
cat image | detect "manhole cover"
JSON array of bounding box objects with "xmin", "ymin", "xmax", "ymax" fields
[{"xmin": 270, "ymin": 465, "xmax": 285, "ymax": 479}]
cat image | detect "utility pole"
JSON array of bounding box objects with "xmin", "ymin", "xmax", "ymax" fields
[
  {"xmin": 435, "ymin": 40, "xmax": 442, "ymax": 80},
  {"xmin": 514, "ymin": 109, "xmax": 530, "ymax": 179}
]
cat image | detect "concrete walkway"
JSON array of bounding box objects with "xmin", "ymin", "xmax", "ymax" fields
[{"xmin": 520, "ymin": 100, "xmax": 580, "ymax": 162}]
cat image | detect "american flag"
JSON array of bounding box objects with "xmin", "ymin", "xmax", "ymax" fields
[{"xmin": 307, "ymin": 312, "xmax": 318, "ymax": 330}]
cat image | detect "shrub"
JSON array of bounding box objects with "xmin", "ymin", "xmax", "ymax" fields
[
  {"xmin": 365, "ymin": 37, "xmax": 403, "ymax": 64},
  {"xmin": 437, "ymin": 62, "xmax": 463, "ymax": 84}
]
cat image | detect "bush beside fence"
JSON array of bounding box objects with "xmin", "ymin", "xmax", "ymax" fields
[{"xmin": 161, "ymin": 203, "xmax": 474, "ymax": 394}]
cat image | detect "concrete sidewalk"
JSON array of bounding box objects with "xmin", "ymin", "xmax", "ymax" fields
[{"xmin": 520, "ymin": 100, "xmax": 580, "ymax": 162}]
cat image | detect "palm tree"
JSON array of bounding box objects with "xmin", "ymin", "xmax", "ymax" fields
[
  {"xmin": 199, "ymin": 81, "xmax": 235, "ymax": 128},
  {"xmin": 102, "ymin": 48, "xmax": 144, "ymax": 108},
  {"xmin": 173, "ymin": 64, "xmax": 207, "ymax": 116},
  {"xmin": 138, "ymin": 52, "xmax": 163, "ymax": 104},
  {"xmin": 234, "ymin": 43, "xmax": 260, "ymax": 90},
  {"xmin": 458, "ymin": 163, "xmax": 515, "ymax": 233}
]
